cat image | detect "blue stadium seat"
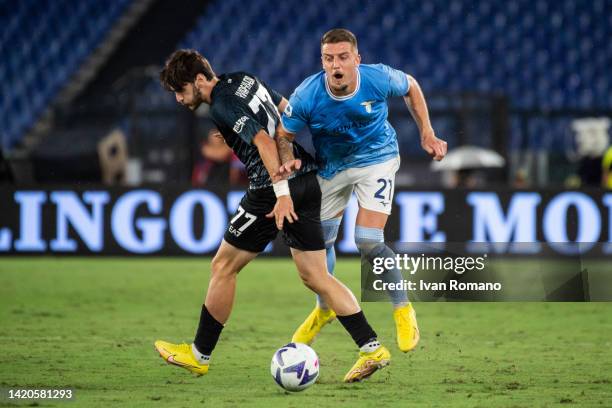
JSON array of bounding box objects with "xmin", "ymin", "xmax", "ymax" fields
[
  {"xmin": 0, "ymin": 0, "xmax": 133, "ymax": 150},
  {"xmin": 3, "ymin": 0, "xmax": 610, "ymax": 154},
  {"xmin": 172, "ymin": 0, "xmax": 612, "ymax": 113},
  {"xmin": 170, "ymin": 0, "xmax": 610, "ymax": 126}
]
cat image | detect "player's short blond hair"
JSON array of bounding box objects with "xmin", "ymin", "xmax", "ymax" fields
[{"xmin": 321, "ymin": 28, "xmax": 358, "ymax": 51}]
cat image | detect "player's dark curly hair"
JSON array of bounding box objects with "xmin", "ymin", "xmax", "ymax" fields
[
  {"xmin": 159, "ymin": 49, "xmax": 215, "ymax": 92},
  {"xmin": 321, "ymin": 28, "xmax": 358, "ymax": 50}
]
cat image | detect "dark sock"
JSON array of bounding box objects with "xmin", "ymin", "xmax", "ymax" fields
[
  {"xmin": 193, "ymin": 305, "xmax": 224, "ymax": 355},
  {"xmin": 336, "ymin": 311, "xmax": 378, "ymax": 348}
]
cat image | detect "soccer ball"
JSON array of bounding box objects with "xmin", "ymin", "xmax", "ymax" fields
[{"xmin": 270, "ymin": 342, "xmax": 319, "ymax": 392}]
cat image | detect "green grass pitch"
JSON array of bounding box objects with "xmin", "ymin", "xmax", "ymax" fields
[{"xmin": 0, "ymin": 258, "xmax": 611, "ymax": 407}]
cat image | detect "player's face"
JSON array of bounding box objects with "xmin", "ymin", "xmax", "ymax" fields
[
  {"xmin": 321, "ymin": 42, "xmax": 361, "ymax": 95},
  {"xmin": 175, "ymin": 82, "xmax": 204, "ymax": 111}
]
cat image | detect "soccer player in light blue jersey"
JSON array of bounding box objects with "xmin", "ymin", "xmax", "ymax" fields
[{"xmin": 273, "ymin": 28, "xmax": 447, "ymax": 352}]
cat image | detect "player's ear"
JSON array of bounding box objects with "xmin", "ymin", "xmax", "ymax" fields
[
  {"xmin": 356, "ymin": 53, "xmax": 361, "ymax": 65},
  {"xmin": 194, "ymin": 73, "xmax": 207, "ymax": 87}
]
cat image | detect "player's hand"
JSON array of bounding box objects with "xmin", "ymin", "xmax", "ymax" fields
[
  {"xmin": 275, "ymin": 159, "xmax": 302, "ymax": 178},
  {"xmin": 266, "ymin": 195, "xmax": 298, "ymax": 230},
  {"xmin": 421, "ymin": 129, "xmax": 447, "ymax": 161}
]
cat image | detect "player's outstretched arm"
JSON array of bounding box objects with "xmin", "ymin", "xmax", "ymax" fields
[
  {"xmin": 275, "ymin": 124, "xmax": 302, "ymax": 177},
  {"xmin": 404, "ymin": 75, "xmax": 448, "ymax": 161},
  {"xmin": 252, "ymin": 130, "xmax": 298, "ymax": 229}
]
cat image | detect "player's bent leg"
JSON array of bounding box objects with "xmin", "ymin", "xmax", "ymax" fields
[
  {"xmin": 296, "ymin": 216, "xmax": 342, "ymax": 345},
  {"xmin": 355, "ymin": 208, "xmax": 420, "ymax": 352},
  {"xmin": 291, "ymin": 248, "xmax": 340, "ymax": 344},
  {"xmin": 290, "ymin": 248, "xmax": 391, "ymax": 382},
  {"xmin": 295, "ymin": 172, "xmax": 348, "ymax": 344},
  {"xmin": 205, "ymin": 240, "xmax": 259, "ymax": 324},
  {"xmin": 155, "ymin": 240, "xmax": 258, "ymax": 376},
  {"xmin": 354, "ymin": 217, "xmax": 408, "ymax": 307},
  {"xmin": 291, "ymin": 248, "xmax": 358, "ymax": 316}
]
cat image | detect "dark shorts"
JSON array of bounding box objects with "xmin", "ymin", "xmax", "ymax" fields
[{"xmin": 223, "ymin": 171, "xmax": 325, "ymax": 253}]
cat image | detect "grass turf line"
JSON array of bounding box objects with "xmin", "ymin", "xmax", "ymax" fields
[{"xmin": 0, "ymin": 258, "xmax": 611, "ymax": 407}]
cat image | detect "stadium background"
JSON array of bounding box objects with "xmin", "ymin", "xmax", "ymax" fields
[
  {"xmin": 1, "ymin": 0, "xmax": 611, "ymax": 255},
  {"xmin": 1, "ymin": 1, "xmax": 611, "ymax": 407},
  {"xmin": 2, "ymin": 0, "xmax": 612, "ymax": 189}
]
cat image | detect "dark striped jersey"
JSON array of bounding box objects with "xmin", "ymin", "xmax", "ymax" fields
[{"xmin": 209, "ymin": 72, "xmax": 317, "ymax": 189}]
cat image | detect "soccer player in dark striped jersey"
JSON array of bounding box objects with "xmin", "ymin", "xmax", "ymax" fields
[{"xmin": 154, "ymin": 49, "xmax": 391, "ymax": 382}]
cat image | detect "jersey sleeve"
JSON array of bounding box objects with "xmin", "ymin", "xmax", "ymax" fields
[
  {"xmin": 211, "ymin": 97, "xmax": 262, "ymax": 145},
  {"xmin": 280, "ymin": 92, "xmax": 309, "ymax": 134},
  {"xmin": 380, "ymin": 64, "xmax": 410, "ymax": 98},
  {"xmin": 260, "ymin": 80, "xmax": 284, "ymax": 106}
]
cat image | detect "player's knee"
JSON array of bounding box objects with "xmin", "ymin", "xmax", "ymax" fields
[
  {"xmin": 354, "ymin": 225, "xmax": 384, "ymax": 242},
  {"xmin": 298, "ymin": 267, "xmax": 325, "ymax": 292},
  {"xmin": 210, "ymin": 255, "xmax": 239, "ymax": 279},
  {"xmin": 355, "ymin": 226, "xmax": 389, "ymax": 260},
  {"xmin": 298, "ymin": 267, "xmax": 315, "ymax": 288},
  {"xmin": 355, "ymin": 239, "xmax": 378, "ymax": 253},
  {"xmin": 301, "ymin": 277, "xmax": 316, "ymax": 292}
]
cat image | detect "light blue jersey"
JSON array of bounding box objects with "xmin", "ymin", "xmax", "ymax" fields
[{"xmin": 281, "ymin": 63, "xmax": 410, "ymax": 179}]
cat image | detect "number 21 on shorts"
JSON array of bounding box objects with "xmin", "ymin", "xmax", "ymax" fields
[{"xmin": 374, "ymin": 178, "xmax": 393, "ymax": 201}]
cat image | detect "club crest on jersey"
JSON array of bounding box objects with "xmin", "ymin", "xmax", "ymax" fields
[
  {"xmin": 233, "ymin": 116, "xmax": 249, "ymax": 133},
  {"xmin": 361, "ymin": 100, "xmax": 375, "ymax": 113}
]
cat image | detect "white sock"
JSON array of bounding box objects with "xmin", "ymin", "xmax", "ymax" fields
[
  {"xmin": 360, "ymin": 339, "xmax": 381, "ymax": 353},
  {"xmin": 191, "ymin": 344, "xmax": 211, "ymax": 365}
]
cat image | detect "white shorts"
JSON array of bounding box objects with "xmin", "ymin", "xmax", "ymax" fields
[{"xmin": 318, "ymin": 156, "xmax": 400, "ymax": 221}]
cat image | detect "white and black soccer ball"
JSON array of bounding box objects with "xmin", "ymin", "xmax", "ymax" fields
[{"xmin": 270, "ymin": 342, "xmax": 319, "ymax": 392}]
